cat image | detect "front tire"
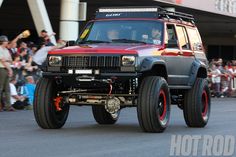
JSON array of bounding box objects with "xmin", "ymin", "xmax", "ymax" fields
[
  {"xmin": 92, "ymin": 106, "xmax": 119, "ymax": 124},
  {"xmin": 137, "ymin": 76, "xmax": 171, "ymax": 133},
  {"xmin": 34, "ymin": 78, "xmax": 69, "ymax": 129},
  {"xmin": 183, "ymin": 78, "xmax": 211, "ymax": 127}
]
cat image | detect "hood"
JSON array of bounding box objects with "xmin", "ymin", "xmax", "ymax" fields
[{"xmin": 49, "ymin": 43, "xmax": 162, "ymax": 55}]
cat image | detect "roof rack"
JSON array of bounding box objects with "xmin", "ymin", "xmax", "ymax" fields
[
  {"xmin": 158, "ymin": 7, "xmax": 194, "ymax": 23},
  {"xmin": 95, "ymin": 6, "xmax": 195, "ymax": 23}
]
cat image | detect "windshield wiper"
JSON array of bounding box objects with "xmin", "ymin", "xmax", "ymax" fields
[
  {"xmin": 79, "ymin": 40, "xmax": 111, "ymax": 44},
  {"xmin": 112, "ymin": 39, "xmax": 146, "ymax": 44}
]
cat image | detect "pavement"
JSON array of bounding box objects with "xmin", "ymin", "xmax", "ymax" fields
[{"xmin": 0, "ymin": 98, "xmax": 236, "ymax": 157}]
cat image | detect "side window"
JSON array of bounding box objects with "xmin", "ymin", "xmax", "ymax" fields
[
  {"xmin": 165, "ymin": 24, "xmax": 178, "ymax": 48},
  {"xmin": 176, "ymin": 26, "xmax": 190, "ymax": 50},
  {"xmin": 187, "ymin": 27, "xmax": 203, "ymax": 51}
]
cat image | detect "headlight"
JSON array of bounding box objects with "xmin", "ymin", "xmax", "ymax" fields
[
  {"xmin": 122, "ymin": 56, "xmax": 135, "ymax": 66},
  {"xmin": 48, "ymin": 56, "xmax": 62, "ymax": 66}
]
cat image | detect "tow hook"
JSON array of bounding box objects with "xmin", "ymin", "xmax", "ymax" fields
[
  {"xmin": 108, "ymin": 78, "xmax": 116, "ymax": 96},
  {"xmin": 109, "ymin": 82, "xmax": 113, "ymax": 95},
  {"xmin": 54, "ymin": 96, "xmax": 63, "ymax": 111}
]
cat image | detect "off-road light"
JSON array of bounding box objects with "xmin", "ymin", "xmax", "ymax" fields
[
  {"xmin": 48, "ymin": 56, "xmax": 62, "ymax": 66},
  {"xmin": 68, "ymin": 69, "xmax": 73, "ymax": 74},
  {"xmin": 94, "ymin": 69, "xmax": 100, "ymax": 75},
  {"xmin": 68, "ymin": 98, "xmax": 76, "ymax": 103},
  {"xmin": 75, "ymin": 69, "xmax": 92, "ymax": 74},
  {"xmin": 122, "ymin": 56, "xmax": 136, "ymax": 66},
  {"xmin": 99, "ymin": 8, "xmax": 158, "ymax": 13}
]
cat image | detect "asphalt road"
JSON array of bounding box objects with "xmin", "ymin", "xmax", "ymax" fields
[{"xmin": 0, "ymin": 98, "xmax": 236, "ymax": 157}]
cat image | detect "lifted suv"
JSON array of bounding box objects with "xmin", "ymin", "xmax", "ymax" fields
[{"xmin": 34, "ymin": 7, "xmax": 211, "ymax": 133}]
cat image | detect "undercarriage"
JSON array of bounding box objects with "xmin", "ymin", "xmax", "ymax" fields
[{"xmin": 53, "ymin": 76, "xmax": 138, "ymax": 115}]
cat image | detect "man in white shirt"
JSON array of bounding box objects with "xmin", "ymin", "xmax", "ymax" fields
[
  {"xmin": 10, "ymin": 77, "xmax": 27, "ymax": 109},
  {"xmin": 32, "ymin": 46, "xmax": 55, "ymax": 66},
  {"xmin": 32, "ymin": 39, "xmax": 65, "ymax": 66}
]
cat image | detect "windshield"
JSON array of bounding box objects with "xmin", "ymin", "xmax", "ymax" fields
[{"xmin": 78, "ymin": 20, "xmax": 164, "ymax": 45}]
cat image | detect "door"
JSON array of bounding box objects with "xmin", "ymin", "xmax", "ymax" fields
[{"xmin": 164, "ymin": 24, "xmax": 194, "ymax": 86}]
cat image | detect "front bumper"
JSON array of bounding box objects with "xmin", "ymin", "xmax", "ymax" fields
[{"xmin": 42, "ymin": 72, "xmax": 140, "ymax": 78}]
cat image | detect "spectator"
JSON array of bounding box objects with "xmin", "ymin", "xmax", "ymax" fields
[
  {"xmin": 39, "ymin": 29, "xmax": 56, "ymax": 46},
  {"xmin": 19, "ymin": 48, "xmax": 29, "ymax": 63},
  {"xmin": 232, "ymin": 65, "xmax": 236, "ymax": 75},
  {"xmin": 10, "ymin": 76, "xmax": 29, "ymax": 110},
  {"xmin": 17, "ymin": 41, "xmax": 27, "ymax": 54},
  {"xmin": 8, "ymin": 42, "xmax": 18, "ymax": 59},
  {"xmin": 15, "ymin": 48, "xmax": 29, "ymax": 81},
  {"xmin": 32, "ymin": 39, "xmax": 65, "ymax": 67},
  {"xmin": 210, "ymin": 64, "xmax": 222, "ymax": 97},
  {"xmin": 7, "ymin": 33, "xmax": 23, "ymax": 60},
  {"xmin": 22, "ymin": 76, "xmax": 36, "ymax": 109},
  {"xmin": 221, "ymin": 65, "xmax": 231, "ymax": 97},
  {"xmin": 216, "ymin": 58, "xmax": 224, "ymax": 73},
  {"xmin": 27, "ymin": 42, "xmax": 37, "ymax": 56},
  {"xmin": 0, "ymin": 35, "xmax": 15, "ymax": 111}
]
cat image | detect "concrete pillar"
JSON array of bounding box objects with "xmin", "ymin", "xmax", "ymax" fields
[
  {"xmin": 60, "ymin": 0, "xmax": 79, "ymax": 41},
  {"xmin": 27, "ymin": 0, "xmax": 56, "ymax": 44},
  {"xmin": 0, "ymin": 0, "xmax": 4, "ymax": 7}
]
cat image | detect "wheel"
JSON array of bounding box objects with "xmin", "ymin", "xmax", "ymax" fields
[
  {"xmin": 137, "ymin": 76, "xmax": 171, "ymax": 133},
  {"xmin": 183, "ymin": 78, "xmax": 211, "ymax": 127},
  {"xmin": 33, "ymin": 78, "xmax": 69, "ymax": 129},
  {"xmin": 92, "ymin": 106, "xmax": 119, "ymax": 124}
]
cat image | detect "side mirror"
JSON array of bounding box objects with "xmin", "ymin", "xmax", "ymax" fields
[
  {"xmin": 166, "ymin": 39, "xmax": 178, "ymax": 48},
  {"xmin": 66, "ymin": 40, "xmax": 76, "ymax": 46}
]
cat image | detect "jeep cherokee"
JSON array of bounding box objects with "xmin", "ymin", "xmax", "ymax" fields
[{"xmin": 33, "ymin": 7, "xmax": 211, "ymax": 133}]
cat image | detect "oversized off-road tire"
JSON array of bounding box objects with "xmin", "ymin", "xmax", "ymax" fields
[
  {"xmin": 34, "ymin": 78, "xmax": 69, "ymax": 129},
  {"xmin": 183, "ymin": 78, "xmax": 211, "ymax": 127},
  {"xmin": 92, "ymin": 106, "xmax": 119, "ymax": 124},
  {"xmin": 137, "ymin": 76, "xmax": 171, "ymax": 133}
]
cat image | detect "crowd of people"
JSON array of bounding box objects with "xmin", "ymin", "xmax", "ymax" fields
[
  {"xmin": 0, "ymin": 30, "xmax": 66, "ymax": 111},
  {"xmin": 208, "ymin": 59, "xmax": 236, "ymax": 97}
]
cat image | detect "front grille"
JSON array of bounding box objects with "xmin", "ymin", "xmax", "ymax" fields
[{"xmin": 62, "ymin": 56, "xmax": 121, "ymax": 68}]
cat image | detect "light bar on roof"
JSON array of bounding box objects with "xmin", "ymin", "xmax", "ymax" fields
[{"xmin": 98, "ymin": 8, "xmax": 158, "ymax": 13}]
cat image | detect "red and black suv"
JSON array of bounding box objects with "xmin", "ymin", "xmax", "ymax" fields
[{"xmin": 34, "ymin": 7, "xmax": 211, "ymax": 133}]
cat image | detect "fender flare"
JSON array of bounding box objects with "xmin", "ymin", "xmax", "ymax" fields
[
  {"xmin": 140, "ymin": 57, "xmax": 167, "ymax": 72},
  {"xmin": 188, "ymin": 60, "xmax": 208, "ymax": 86}
]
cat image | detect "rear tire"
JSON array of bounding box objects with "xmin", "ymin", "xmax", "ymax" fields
[
  {"xmin": 137, "ymin": 76, "xmax": 170, "ymax": 133},
  {"xmin": 34, "ymin": 78, "xmax": 69, "ymax": 129},
  {"xmin": 92, "ymin": 106, "xmax": 119, "ymax": 124},
  {"xmin": 183, "ymin": 78, "xmax": 211, "ymax": 127}
]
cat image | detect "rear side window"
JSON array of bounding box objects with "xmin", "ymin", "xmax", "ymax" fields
[
  {"xmin": 165, "ymin": 24, "xmax": 179, "ymax": 48},
  {"xmin": 176, "ymin": 26, "xmax": 190, "ymax": 50},
  {"xmin": 187, "ymin": 27, "xmax": 203, "ymax": 51}
]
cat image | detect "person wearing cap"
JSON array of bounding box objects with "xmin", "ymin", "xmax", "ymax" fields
[{"xmin": 0, "ymin": 35, "xmax": 15, "ymax": 111}]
